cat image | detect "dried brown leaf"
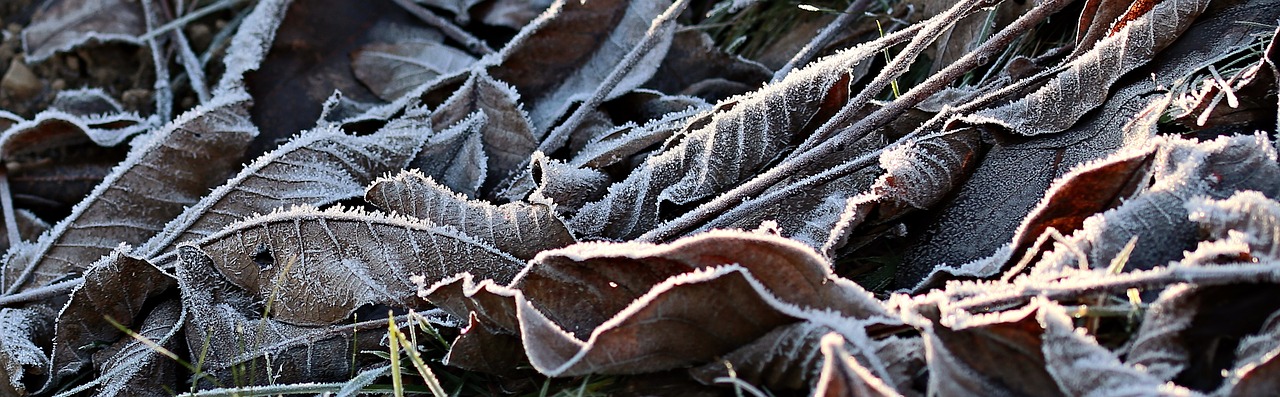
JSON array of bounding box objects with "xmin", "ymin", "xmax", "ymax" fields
[{"xmin": 21, "ymin": 0, "xmax": 147, "ymax": 62}]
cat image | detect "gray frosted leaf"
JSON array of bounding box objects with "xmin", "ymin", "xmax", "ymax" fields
[
  {"xmin": 528, "ymin": 153, "xmax": 610, "ymax": 216},
  {"xmin": 195, "ymin": 205, "xmax": 523, "ymax": 326},
  {"xmin": 571, "ymin": 34, "xmax": 889, "ymax": 240},
  {"xmin": 411, "ymin": 111, "xmax": 489, "ymax": 197},
  {"xmin": 965, "ymin": 0, "xmax": 1211, "ymax": 136},
  {"xmin": 1187, "ymin": 191, "xmax": 1280, "ymax": 261},
  {"xmin": 352, "ymin": 40, "xmax": 477, "ymax": 102},
  {"xmin": 214, "ymin": 0, "xmax": 292, "ymax": 96},
  {"xmin": 812, "ymin": 333, "xmax": 904, "ymax": 397},
  {"xmin": 569, "ymin": 105, "xmax": 702, "ymax": 169},
  {"xmin": 488, "ymin": 0, "xmax": 675, "ymax": 134},
  {"xmin": 1125, "ymin": 284, "xmax": 1198, "ymax": 381},
  {"xmin": 1, "ymin": 93, "xmax": 258, "ymax": 295},
  {"xmin": 431, "ymin": 71, "xmax": 537, "ymax": 191},
  {"xmin": 173, "ymin": 245, "xmax": 387, "ymax": 386},
  {"xmin": 140, "ymin": 115, "xmax": 429, "ymax": 263},
  {"xmin": 365, "ymin": 169, "xmax": 575, "ymax": 260},
  {"xmin": 0, "ymin": 307, "xmax": 51, "ymax": 396},
  {"xmin": 21, "ymin": 0, "xmax": 146, "ymax": 62},
  {"xmin": 1037, "ymin": 299, "xmax": 1195, "ymax": 397},
  {"xmin": 48, "ymin": 250, "xmax": 175, "ymax": 388},
  {"xmin": 62, "ymin": 299, "xmax": 183, "ymax": 397}
]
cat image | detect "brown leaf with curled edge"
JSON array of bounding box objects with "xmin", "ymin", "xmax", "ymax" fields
[
  {"xmin": 429, "ymin": 71, "xmax": 537, "ymax": 193},
  {"xmin": 1072, "ymin": 0, "xmax": 1138, "ymax": 56},
  {"xmin": 173, "ymin": 245, "xmax": 388, "ymax": 387},
  {"xmin": 569, "ymin": 105, "xmax": 701, "ymax": 170},
  {"xmin": 422, "ymin": 230, "xmax": 897, "ymax": 377},
  {"xmin": 352, "ymin": 39, "xmax": 477, "ymax": 102},
  {"xmin": 1035, "ymin": 299, "xmax": 1194, "ymax": 396},
  {"xmin": 487, "ymin": 0, "xmax": 675, "ymax": 134},
  {"xmin": 365, "ymin": 169, "xmax": 574, "ymax": 261},
  {"xmin": 20, "ymin": 0, "xmax": 146, "ymax": 62},
  {"xmin": 527, "ymin": 152, "xmax": 610, "ymax": 215},
  {"xmin": 46, "ymin": 250, "xmax": 175, "ymax": 389},
  {"xmin": 570, "ymin": 36, "xmax": 888, "ymax": 240},
  {"xmin": 812, "ymin": 333, "xmax": 904, "ymax": 397},
  {"xmin": 441, "ymin": 312, "xmax": 529, "ymax": 374},
  {"xmin": 1218, "ymin": 307, "xmax": 1280, "ymax": 396},
  {"xmin": 1, "ymin": 92, "xmax": 257, "ymax": 295},
  {"xmin": 56, "ymin": 299, "xmax": 183, "ymax": 397},
  {"xmin": 0, "ymin": 307, "xmax": 51, "ymax": 396},
  {"xmin": 915, "ymin": 302, "xmax": 1062, "ymax": 397},
  {"xmin": 965, "ymin": 0, "xmax": 1211, "ymax": 137},
  {"xmin": 139, "ymin": 111, "xmax": 429, "ymax": 264},
  {"xmin": 196, "ymin": 205, "xmax": 523, "ymax": 326},
  {"xmin": 411, "ymin": 112, "xmax": 488, "ymax": 197}
]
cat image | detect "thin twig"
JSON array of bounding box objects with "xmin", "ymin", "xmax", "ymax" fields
[
  {"xmin": 0, "ymin": 168, "xmax": 19, "ymax": 249},
  {"xmin": 640, "ymin": 0, "xmax": 1071, "ymax": 242},
  {"xmin": 140, "ymin": 0, "xmax": 249, "ymax": 42},
  {"xmin": 0, "ymin": 278, "xmax": 84, "ymax": 307},
  {"xmin": 773, "ymin": 0, "xmax": 874, "ymax": 82},
  {"xmin": 142, "ymin": 0, "xmax": 174, "ymax": 122},
  {"xmin": 391, "ymin": 0, "xmax": 495, "ymax": 57},
  {"xmin": 535, "ymin": 0, "xmax": 692, "ymax": 153}
]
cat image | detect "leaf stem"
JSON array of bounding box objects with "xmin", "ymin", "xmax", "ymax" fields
[
  {"xmin": 772, "ymin": 0, "xmax": 874, "ymax": 82},
  {"xmin": 0, "ymin": 168, "xmax": 19, "ymax": 249},
  {"xmin": 390, "ymin": 0, "xmax": 495, "ymax": 57}
]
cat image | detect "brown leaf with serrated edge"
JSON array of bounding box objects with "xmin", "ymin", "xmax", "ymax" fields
[
  {"xmin": 194, "ymin": 204, "xmax": 522, "ymax": 326},
  {"xmin": 487, "ymin": 0, "xmax": 675, "ymax": 134},
  {"xmin": 366, "ymin": 169, "xmax": 574, "ymax": 261},
  {"xmin": 21, "ymin": 0, "xmax": 147, "ymax": 62},
  {"xmin": 46, "ymin": 250, "xmax": 175, "ymax": 389},
  {"xmin": 0, "ymin": 307, "xmax": 52, "ymax": 395},
  {"xmin": 57, "ymin": 298, "xmax": 183, "ymax": 397},
  {"xmin": 173, "ymin": 245, "xmax": 388, "ymax": 387},
  {"xmin": 1, "ymin": 92, "xmax": 257, "ymax": 295},
  {"xmin": 423, "ymin": 230, "xmax": 896, "ymax": 377},
  {"xmin": 410, "ymin": 112, "xmax": 489, "ymax": 197}
]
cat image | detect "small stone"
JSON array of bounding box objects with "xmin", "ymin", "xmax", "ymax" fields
[
  {"xmin": 65, "ymin": 56, "xmax": 80, "ymax": 73},
  {"xmin": 50, "ymin": 79, "xmax": 65, "ymax": 91},
  {"xmin": 2, "ymin": 58, "xmax": 42, "ymax": 99},
  {"xmin": 186, "ymin": 24, "xmax": 212, "ymax": 51},
  {"xmin": 121, "ymin": 88, "xmax": 152, "ymax": 110},
  {"xmin": 5, "ymin": 24, "xmax": 19, "ymax": 35}
]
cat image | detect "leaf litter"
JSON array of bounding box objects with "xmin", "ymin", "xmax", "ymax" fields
[{"xmin": 0, "ymin": 0, "xmax": 1279, "ymax": 395}]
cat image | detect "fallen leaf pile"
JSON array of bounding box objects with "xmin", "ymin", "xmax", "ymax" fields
[{"xmin": 0, "ymin": 0, "xmax": 1279, "ymax": 395}]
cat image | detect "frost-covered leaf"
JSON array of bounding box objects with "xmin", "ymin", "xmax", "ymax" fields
[
  {"xmin": 140, "ymin": 113, "xmax": 429, "ymax": 262},
  {"xmin": 196, "ymin": 205, "xmax": 522, "ymax": 326},
  {"xmin": 411, "ymin": 112, "xmax": 488, "ymax": 197},
  {"xmin": 21, "ymin": 0, "xmax": 147, "ymax": 62},
  {"xmin": 423, "ymin": 230, "xmax": 896, "ymax": 376},
  {"xmin": 527, "ymin": 153, "xmax": 610, "ymax": 216},
  {"xmin": 811, "ymin": 332, "xmax": 903, "ymax": 397},
  {"xmin": 47, "ymin": 250, "xmax": 175, "ymax": 388},
  {"xmin": 430, "ymin": 71, "xmax": 536, "ymax": 193},
  {"xmin": 643, "ymin": 30, "xmax": 771, "ymax": 103},
  {"xmin": 571, "ymin": 35, "xmax": 888, "ymax": 239},
  {"xmin": 1126, "ymin": 284, "xmax": 1198, "ymax": 381},
  {"xmin": 56, "ymin": 299, "xmax": 183, "ymax": 397},
  {"xmin": 918, "ymin": 302, "xmax": 1060, "ymax": 396},
  {"xmin": 0, "ymin": 308, "xmax": 52, "ymax": 396},
  {"xmin": 173, "ymin": 245, "xmax": 389, "ymax": 387},
  {"xmin": 965, "ymin": 0, "xmax": 1211, "ymax": 136},
  {"xmin": 352, "ymin": 39, "xmax": 477, "ymax": 102},
  {"xmin": 1187, "ymin": 191, "xmax": 1280, "ymax": 261},
  {"xmin": 2, "ymin": 92, "xmax": 257, "ymax": 295},
  {"xmin": 365, "ymin": 169, "xmax": 574, "ymax": 260},
  {"xmin": 0, "ymin": 90, "xmax": 150, "ymax": 152},
  {"xmin": 0, "ymin": 211, "xmax": 47, "ymax": 255},
  {"xmin": 487, "ymin": 0, "xmax": 675, "ymax": 134},
  {"xmin": 1037, "ymin": 299, "xmax": 1194, "ymax": 397}
]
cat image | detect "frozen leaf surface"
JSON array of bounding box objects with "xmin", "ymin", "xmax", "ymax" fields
[
  {"xmin": 0, "ymin": 308, "xmax": 50, "ymax": 396},
  {"xmin": 2, "ymin": 93, "xmax": 257, "ymax": 295},
  {"xmin": 196, "ymin": 205, "xmax": 522, "ymax": 326},
  {"xmin": 365, "ymin": 169, "xmax": 574, "ymax": 260},
  {"xmin": 353, "ymin": 40, "xmax": 477, "ymax": 101},
  {"xmin": 430, "ymin": 71, "xmax": 537, "ymax": 192},
  {"xmin": 21, "ymin": 0, "xmax": 146, "ymax": 62}
]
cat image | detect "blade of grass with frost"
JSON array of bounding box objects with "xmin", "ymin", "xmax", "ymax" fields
[
  {"xmin": 638, "ymin": 0, "xmax": 1071, "ymax": 242},
  {"xmin": 390, "ymin": 317, "xmax": 447, "ymax": 397},
  {"xmin": 335, "ymin": 365, "xmax": 390, "ymax": 397}
]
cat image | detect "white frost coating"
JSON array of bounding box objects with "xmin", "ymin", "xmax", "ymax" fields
[
  {"xmin": 1186, "ymin": 191, "xmax": 1280, "ymax": 261},
  {"xmin": 0, "ymin": 109, "xmax": 150, "ymax": 154},
  {"xmin": 140, "ymin": 121, "xmax": 428, "ymax": 261},
  {"xmin": 415, "ymin": 111, "xmax": 489, "ymax": 197},
  {"xmin": 1037, "ymin": 300, "xmax": 1195, "ymax": 397},
  {"xmin": 21, "ymin": 0, "xmax": 146, "ymax": 62},
  {"xmin": 964, "ymin": 0, "xmax": 1212, "ymax": 136},
  {"xmin": 214, "ymin": 0, "xmax": 293, "ymax": 95},
  {"xmin": 353, "ymin": 40, "xmax": 478, "ymax": 101},
  {"xmin": 366, "ymin": 169, "xmax": 575, "ymax": 260},
  {"xmin": 0, "ymin": 308, "xmax": 47, "ymax": 394}
]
